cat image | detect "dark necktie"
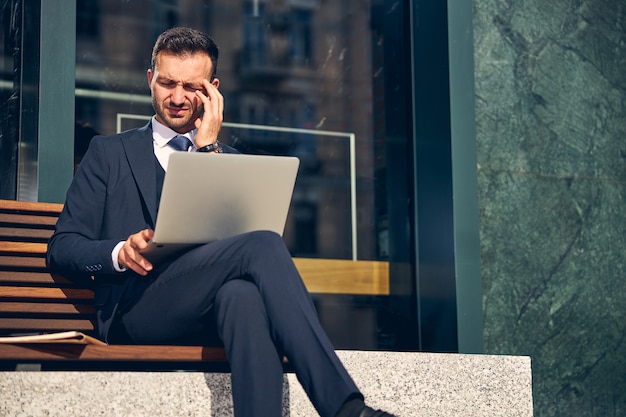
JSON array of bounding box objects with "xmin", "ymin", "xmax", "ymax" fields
[{"xmin": 168, "ymin": 135, "xmax": 193, "ymax": 152}]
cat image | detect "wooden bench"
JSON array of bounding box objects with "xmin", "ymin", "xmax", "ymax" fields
[{"xmin": 0, "ymin": 199, "xmax": 389, "ymax": 371}]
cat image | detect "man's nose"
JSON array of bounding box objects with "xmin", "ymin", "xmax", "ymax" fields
[{"xmin": 170, "ymin": 86, "xmax": 186, "ymax": 105}]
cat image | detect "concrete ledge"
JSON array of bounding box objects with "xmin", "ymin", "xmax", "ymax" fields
[{"xmin": 0, "ymin": 351, "xmax": 532, "ymax": 416}]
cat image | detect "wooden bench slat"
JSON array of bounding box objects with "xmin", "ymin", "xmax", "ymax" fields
[
  {"xmin": 0, "ymin": 259, "xmax": 390, "ymax": 295},
  {"xmin": 0, "ymin": 318, "xmax": 95, "ymax": 332},
  {"xmin": 0, "ymin": 213, "xmax": 59, "ymax": 227},
  {"xmin": 0, "ymin": 256, "xmax": 47, "ymax": 269},
  {"xmin": 0, "ymin": 200, "xmax": 63, "ymax": 213},
  {"xmin": 295, "ymin": 258, "xmax": 389, "ymax": 295},
  {"xmin": 0, "ymin": 227, "xmax": 53, "ymax": 241},
  {"xmin": 0, "ymin": 301, "xmax": 95, "ymax": 315},
  {"xmin": 0, "ymin": 287, "xmax": 94, "ymax": 300},
  {"xmin": 0, "ymin": 343, "xmax": 227, "ymax": 362},
  {"xmin": 0, "ymin": 242, "xmax": 48, "ymax": 255},
  {"xmin": 0, "ymin": 271, "xmax": 73, "ymax": 284}
]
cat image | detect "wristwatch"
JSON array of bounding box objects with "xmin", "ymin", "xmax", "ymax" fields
[{"xmin": 196, "ymin": 141, "xmax": 223, "ymax": 153}]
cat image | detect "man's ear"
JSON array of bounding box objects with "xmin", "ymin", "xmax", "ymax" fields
[
  {"xmin": 212, "ymin": 78, "xmax": 220, "ymax": 88},
  {"xmin": 147, "ymin": 69, "xmax": 154, "ymax": 86}
]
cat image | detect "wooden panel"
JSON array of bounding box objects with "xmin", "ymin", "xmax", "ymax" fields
[
  {"xmin": 0, "ymin": 301, "xmax": 95, "ymax": 315},
  {"xmin": 294, "ymin": 258, "xmax": 389, "ymax": 295},
  {"xmin": 0, "ymin": 343, "xmax": 227, "ymax": 362},
  {"xmin": 0, "ymin": 286, "xmax": 94, "ymax": 300},
  {"xmin": 0, "ymin": 318, "xmax": 95, "ymax": 332}
]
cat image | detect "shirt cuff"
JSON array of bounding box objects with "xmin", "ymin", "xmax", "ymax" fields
[{"xmin": 112, "ymin": 241, "xmax": 127, "ymax": 272}]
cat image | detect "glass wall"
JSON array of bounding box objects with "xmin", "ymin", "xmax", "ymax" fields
[
  {"xmin": 73, "ymin": 1, "xmax": 381, "ymax": 260},
  {"xmin": 1, "ymin": 0, "xmax": 480, "ymax": 353},
  {"xmin": 73, "ymin": 0, "xmax": 415, "ymax": 350},
  {"xmin": 0, "ymin": 0, "xmax": 39, "ymax": 201}
]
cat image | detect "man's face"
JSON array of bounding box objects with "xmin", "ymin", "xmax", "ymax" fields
[{"xmin": 147, "ymin": 52, "xmax": 218, "ymax": 134}]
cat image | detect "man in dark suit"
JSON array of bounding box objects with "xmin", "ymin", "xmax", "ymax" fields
[{"xmin": 47, "ymin": 27, "xmax": 396, "ymax": 417}]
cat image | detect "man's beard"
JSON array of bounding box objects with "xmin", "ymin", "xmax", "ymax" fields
[{"xmin": 153, "ymin": 98, "xmax": 200, "ymax": 133}]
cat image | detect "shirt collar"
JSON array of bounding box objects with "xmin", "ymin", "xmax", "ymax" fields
[{"xmin": 151, "ymin": 116, "xmax": 197, "ymax": 149}]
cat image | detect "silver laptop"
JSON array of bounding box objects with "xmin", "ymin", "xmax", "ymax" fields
[{"xmin": 140, "ymin": 152, "xmax": 300, "ymax": 264}]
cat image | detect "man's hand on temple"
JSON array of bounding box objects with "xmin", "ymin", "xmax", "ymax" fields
[
  {"xmin": 118, "ymin": 228, "xmax": 154, "ymax": 276},
  {"xmin": 193, "ymin": 78, "xmax": 223, "ymax": 148}
]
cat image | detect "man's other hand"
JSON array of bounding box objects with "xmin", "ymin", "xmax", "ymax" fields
[{"xmin": 118, "ymin": 228, "xmax": 154, "ymax": 276}]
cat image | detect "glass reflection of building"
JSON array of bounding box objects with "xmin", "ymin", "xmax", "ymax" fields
[
  {"xmin": 75, "ymin": 0, "xmax": 376, "ymax": 262},
  {"xmin": 1, "ymin": 1, "xmax": 481, "ymax": 354}
]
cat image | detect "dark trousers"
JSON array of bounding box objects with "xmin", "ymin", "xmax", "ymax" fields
[{"xmin": 112, "ymin": 230, "xmax": 361, "ymax": 417}]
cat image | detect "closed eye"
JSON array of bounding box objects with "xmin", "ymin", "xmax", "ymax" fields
[
  {"xmin": 158, "ymin": 79, "xmax": 177, "ymax": 88},
  {"xmin": 184, "ymin": 83, "xmax": 204, "ymax": 92}
]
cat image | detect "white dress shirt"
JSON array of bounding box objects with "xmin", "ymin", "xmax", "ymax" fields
[{"xmin": 151, "ymin": 116, "xmax": 198, "ymax": 170}]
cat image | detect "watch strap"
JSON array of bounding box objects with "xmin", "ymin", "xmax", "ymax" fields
[{"xmin": 196, "ymin": 141, "xmax": 223, "ymax": 153}]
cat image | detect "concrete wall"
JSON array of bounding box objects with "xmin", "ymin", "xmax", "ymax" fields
[{"xmin": 1, "ymin": 351, "xmax": 532, "ymax": 416}]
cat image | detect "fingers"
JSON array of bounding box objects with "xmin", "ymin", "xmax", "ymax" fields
[
  {"xmin": 118, "ymin": 229, "xmax": 154, "ymax": 276},
  {"xmin": 193, "ymin": 79, "xmax": 223, "ymax": 147},
  {"xmin": 197, "ymin": 83, "xmax": 223, "ymax": 125},
  {"xmin": 202, "ymin": 79, "xmax": 224, "ymax": 112}
]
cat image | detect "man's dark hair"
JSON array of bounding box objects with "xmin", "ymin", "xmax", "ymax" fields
[{"xmin": 151, "ymin": 27, "xmax": 219, "ymax": 79}]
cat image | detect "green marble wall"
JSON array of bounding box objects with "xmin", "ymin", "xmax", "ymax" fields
[{"xmin": 473, "ymin": 0, "xmax": 626, "ymax": 416}]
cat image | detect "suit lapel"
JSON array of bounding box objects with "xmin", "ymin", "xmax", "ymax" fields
[{"xmin": 122, "ymin": 122, "xmax": 159, "ymax": 227}]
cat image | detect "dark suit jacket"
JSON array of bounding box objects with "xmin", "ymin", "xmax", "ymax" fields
[{"xmin": 47, "ymin": 121, "xmax": 237, "ymax": 341}]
